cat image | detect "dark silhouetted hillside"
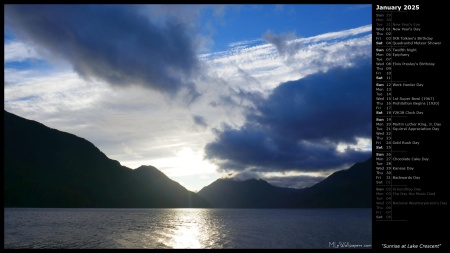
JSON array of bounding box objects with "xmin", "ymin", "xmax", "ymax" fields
[
  {"xmin": 198, "ymin": 178, "xmax": 303, "ymax": 208},
  {"xmin": 295, "ymin": 157, "xmax": 372, "ymax": 208},
  {"xmin": 4, "ymin": 110, "xmax": 209, "ymax": 208},
  {"xmin": 198, "ymin": 158, "xmax": 371, "ymax": 208}
]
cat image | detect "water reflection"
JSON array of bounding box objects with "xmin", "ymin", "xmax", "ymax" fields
[
  {"xmin": 169, "ymin": 210, "xmax": 202, "ymax": 248},
  {"xmin": 159, "ymin": 209, "xmax": 220, "ymax": 249},
  {"xmin": 5, "ymin": 208, "xmax": 371, "ymax": 249}
]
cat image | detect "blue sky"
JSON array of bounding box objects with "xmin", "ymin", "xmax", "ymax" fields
[
  {"xmin": 201, "ymin": 4, "xmax": 371, "ymax": 52},
  {"xmin": 4, "ymin": 4, "xmax": 372, "ymax": 191}
]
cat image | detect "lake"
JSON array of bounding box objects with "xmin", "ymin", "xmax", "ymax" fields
[{"xmin": 4, "ymin": 208, "xmax": 371, "ymax": 249}]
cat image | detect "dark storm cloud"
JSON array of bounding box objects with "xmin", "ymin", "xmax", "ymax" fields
[
  {"xmin": 4, "ymin": 4, "xmax": 201, "ymax": 97},
  {"xmin": 205, "ymin": 58, "xmax": 372, "ymax": 173},
  {"xmin": 249, "ymin": 59, "xmax": 372, "ymax": 143}
]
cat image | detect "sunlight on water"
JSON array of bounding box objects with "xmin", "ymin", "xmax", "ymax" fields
[
  {"xmin": 163, "ymin": 209, "xmax": 209, "ymax": 249},
  {"xmin": 170, "ymin": 219, "xmax": 201, "ymax": 248}
]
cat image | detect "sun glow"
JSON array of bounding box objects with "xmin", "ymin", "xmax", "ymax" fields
[
  {"xmin": 159, "ymin": 147, "xmax": 217, "ymax": 177},
  {"xmin": 129, "ymin": 147, "xmax": 220, "ymax": 191}
]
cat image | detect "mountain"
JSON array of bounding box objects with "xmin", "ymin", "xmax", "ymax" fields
[
  {"xmin": 4, "ymin": 110, "xmax": 371, "ymax": 208},
  {"xmin": 198, "ymin": 157, "xmax": 371, "ymax": 208},
  {"xmin": 294, "ymin": 157, "xmax": 372, "ymax": 208},
  {"xmin": 4, "ymin": 110, "xmax": 209, "ymax": 208},
  {"xmin": 197, "ymin": 178, "xmax": 303, "ymax": 208}
]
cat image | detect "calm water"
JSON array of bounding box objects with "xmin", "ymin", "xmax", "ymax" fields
[{"xmin": 4, "ymin": 208, "xmax": 371, "ymax": 249}]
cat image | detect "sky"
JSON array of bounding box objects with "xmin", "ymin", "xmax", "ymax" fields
[{"xmin": 4, "ymin": 4, "xmax": 372, "ymax": 192}]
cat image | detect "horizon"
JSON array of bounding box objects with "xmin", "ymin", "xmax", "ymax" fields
[
  {"xmin": 4, "ymin": 4, "xmax": 372, "ymax": 191},
  {"xmin": 4, "ymin": 108, "xmax": 372, "ymax": 193}
]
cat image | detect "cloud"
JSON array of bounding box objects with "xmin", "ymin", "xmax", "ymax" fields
[
  {"xmin": 227, "ymin": 38, "xmax": 263, "ymax": 48},
  {"xmin": 223, "ymin": 169, "xmax": 327, "ymax": 189},
  {"xmin": 205, "ymin": 57, "xmax": 372, "ymax": 174},
  {"xmin": 263, "ymin": 30, "xmax": 302, "ymax": 57},
  {"xmin": 4, "ymin": 41, "xmax": 40, "ymax": 62},
  {"xmin": 4, "ymin": 11, "xmax": 372, "ymax": 190},
  {"xmin": 236, "ymin": 67, "xmax": 262, "ymax": 86},
  {"xmin": 122, "ymin": 143, "xmax": 143, "ymax": 159},
  {"xmin": 4, "ymin": 4, "xmax": 202, "ymax": 98},
  {"xmin": 262, "ymin": 175, "xmax": 326, "ymax": 189},
  {"xmin": 224, "ymin": 170, "xmax": 261, "ymax": 181},
  {"xmin": 200, "ymin": 25, "xmax": 371, "ymax": 93},
  {"xmin": 192, "ymin": 115, "xmax": 208, "ymax": 127}
]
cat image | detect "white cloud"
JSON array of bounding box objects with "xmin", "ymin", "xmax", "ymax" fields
[
  {"xmin": 336, "ymin": 137, "xmax": 372, "ymax": 153},
  {"xmin": 4, "ymin": 69, "xmax": 106, "ymax": 115},
  {"xmin": 227, "ymin": 38, "xmax": 263, "ymax": 48},
  {"xmin": 4, "ymin": 41, "xmax": 40, "ymax": 62},
  {"xmin": 200, "ymin": 25, "xmax": 371, "ymax": 93}
]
